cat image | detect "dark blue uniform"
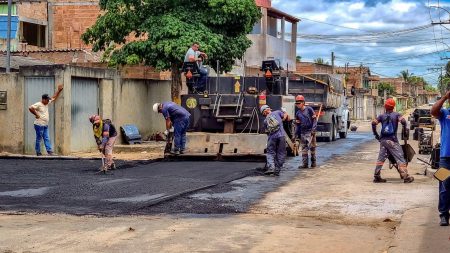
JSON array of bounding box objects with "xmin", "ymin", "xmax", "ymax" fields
[
  {"xmin": 265, "ymin": 110, "xmax": 286, "ymax": 174},
  {"xmin": 161, "ymin": 102, "xmax": 191, "ymax": 151}
]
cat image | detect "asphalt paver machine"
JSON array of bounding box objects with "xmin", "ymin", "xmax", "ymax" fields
[{"xmin": 166, "ymin": 60, "xmax": 297, "ymax": 160}]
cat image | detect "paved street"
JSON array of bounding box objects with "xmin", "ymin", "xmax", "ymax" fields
[
  {"xmin": 1, "ymin": 130, "xmax": 448, "ymax": 252},
  {"xmin": 0, "ymin": 132, "xmax": 371, "ymax": 216}
]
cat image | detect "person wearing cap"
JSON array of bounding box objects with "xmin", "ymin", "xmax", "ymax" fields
[
  {"xmin": 431, "ymin": 90, "xmax": 450, "ymax": 226},
  {"xmin": 371, "ymin": 98, "xmax": 414, "ymax": 183},
  {"xmin": 89, "ymin": 115, "xmax": 118, "ymax": 170},
  {"xmin": 153, "ymin": 102, "xmax": 191, "ymax": 155},
  {"xmin": 28, "ymin": 84, "xmax": 63, "ymax": 156},
  {"xmin": 261, "ymin": 104, "xmax": 290, "ymax": 176},
  {"xmin": 294, "ymin": 95, "xmax": 317, "ymax": 168}
]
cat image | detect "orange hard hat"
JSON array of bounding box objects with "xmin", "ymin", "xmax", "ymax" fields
[
  {"xmin": 295, "ymin": 95, "xmax": 305, "ymax": 103},
  {"xmin": 385, "ymin": 98, "xmax": 396, "ymax": 110}
]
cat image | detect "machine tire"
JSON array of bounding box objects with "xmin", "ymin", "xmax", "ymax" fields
[
  {"xmin": 325, "ymin": 122, "xmax": 334, "ymax": 142},
  {"xmin": 339, "ymin": 121, "xmax": 348, "ymax": 139},
  {"xmin": 331, "ymin": 121, "xmax": 337, "ymax": 141},
  {"xmin": 410, "ymin": 124, "xmax": 415, "ymax": 130}
]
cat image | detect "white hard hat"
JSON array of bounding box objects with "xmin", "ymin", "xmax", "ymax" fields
[
  {"xmin": 153, "ymin": 103, "xmax": 160, "ymax": 113},
  {"xmin": 260, "ymin": 105, "xmax": 270, "ymax": 114}
]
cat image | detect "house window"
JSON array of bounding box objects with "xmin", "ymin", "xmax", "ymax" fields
[
  {"xmin": 21, "ymin": 22, "xmax": 45, "ymax": 47},
  {"xmin": 250, "ymin": 20, "xmax": 262, "ymax": 34}
]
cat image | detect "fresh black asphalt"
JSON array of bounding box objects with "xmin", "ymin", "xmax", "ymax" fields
[{"xmin": 0, "ymin": 132, "xmax": 373, "ymax": 216}]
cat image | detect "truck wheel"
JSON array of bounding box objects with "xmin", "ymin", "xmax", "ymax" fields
[
  {"xmin": 410, "ymin": 124, "xmax": 415, "ymax": 130},
  {"xmin": 325, "ymin": 122, "xmax": 334, "ymax": 142},
  {"xmin": 339, "ymin": 121, "xmax": 348, "ymax": 139},
  {"xmin": 331, "ymin": 122, "xmax": 337, "ymax": 141}
]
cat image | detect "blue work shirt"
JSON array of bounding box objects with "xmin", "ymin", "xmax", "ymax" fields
[
  {"xmin": 439, "ymin": 108, "xmax": 450, "ymax": 158},
  {"xmin": 264, "ymin": 110, "xmax": 285, "ymax": 140},
  {"xmin": 161, "ymin": 102, "xmax": 191, "ymax": 123},
  {"xmin": 295, "ymin": 106, "xmax": 315, "ymax": 136},
  {"xmin": 374, "ymin": 112, "xmax": 405, "ymax": 142}
]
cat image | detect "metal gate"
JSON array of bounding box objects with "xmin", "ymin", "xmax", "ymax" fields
[
  {"xmin": 24, "ymin": 77, "xmax": 56, "ymax": 154},
  {"xmin": 71, "ymin": 77, "xmax": 99, "ymax": 152}
]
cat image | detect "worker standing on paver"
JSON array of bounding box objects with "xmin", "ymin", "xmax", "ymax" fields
[
  {"xmin": 153, "ymin": 102, "xmax": 191, "ymax": 155},
  {"xmin": 372, "ymin": 98, "xmax": 414, "ymax": 183},
  {"xmin": 28, "ymin": 84, "xmax": 63, "ymax": 156},
  {"xmin": 89, "ymin": 115, "xmax": 118, "ymax": 170},
  {"xmin": 261, "ymin": 105, "xmax": 290, "ymax": 176},
  {"xmin": 294, "ymin": 95, "xmax": 317, "ymax": 169},
  {"xmin": 431, "ymin": 90, "xmax": 450, "ymax": 226}
]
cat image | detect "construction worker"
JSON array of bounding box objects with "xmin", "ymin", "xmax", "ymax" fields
[
  {"xmin": 372, "ymin": 98, "xmax": 414, "ymax": 183},
  {"xmin": 153, "ymin": 102, "xmax": 191, "ymax": 155},
  {"xmin": 184, "ymin": 42, "xmax": 208, "ymax": 92},
  {"xmin": 294, "ymin": 95, "xmax": 317, "ymax": 168},
  {"xmin": 28, "ymin": 84, "xmax": 63, "ymax": 156},
  {"xmin": 431, "ymin": 90, "xmax": 450, "ymax": 226},
  {"xmin": 89, "ymin": 115, "xmax": 118, "ymax": 170},
  {"xmin": 261, "ymin": 105, "xmax": 290, "ymax": 176}
]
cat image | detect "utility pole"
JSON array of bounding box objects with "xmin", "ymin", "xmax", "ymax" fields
[
  {"xmin": 6, "ymin": 0, "xmax": 12, "ymax": 73},
  {"xmin": 331, "ymin": 51, "xmax": 335, "ymax": 74}
]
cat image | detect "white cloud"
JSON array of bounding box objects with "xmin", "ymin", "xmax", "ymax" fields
[
  {"xmin": 272, "ymin": 0, "xmax": 446, "ymax": 84},
  {"xmin": 349, "ymin": 2, "xmax": 365, "ymax": 11},
  {"xmin": 391, "ymin": 0, "xmax": 417, "ymax": 13},
  {"xmin": 394, "ymin": 46, "xmax": 416, "ymax": 53}
]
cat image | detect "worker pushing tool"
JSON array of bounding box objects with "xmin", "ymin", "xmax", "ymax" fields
[
  {"xmin": 261, "ymin": 105, "xmax": 290, "ymax": 176},
  {"xmin": 294, "ymin": 95, "xmax": 318, "ymax": 169},
  {"xmin": 153, "ymin": 102, "xmax": 191, "ymax": 155},
  {"xmin": 89, "ymin": 115, "xmax": 118, "ymax": 171},
  {"xmin": 371, "ymin": 98, "xmax": 414, "ymax": 183}
]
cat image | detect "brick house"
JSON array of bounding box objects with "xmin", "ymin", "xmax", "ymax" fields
[
  {"xmin": 0, "ymin": 0, "xmax": 99, "ymax": 51},
  {"xmin": 295, "ymin": 62, "xmax": 333, "ymax": 75}
]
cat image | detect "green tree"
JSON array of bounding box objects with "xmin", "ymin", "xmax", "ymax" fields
[
  {"xmin": 438, "ymin": 61, "xmax": 450, "ymax": 96},
  {"xmin": 82, "ymin": 0, "xmax": 261, "ymax": 101},
  {"xmin": 314, "ymin": 57, "xmax": 329, "ymax": 65},
  {"xmin": 296, "ymin": 55, "xmax": 302, "ymax": 63},
  {"xmin": 377, "ymin": 82, "xmax": 395, "ymax": 97},
  {"xmin": 399, "ymin": 69, "xmax": 413, "ymax": 83}
]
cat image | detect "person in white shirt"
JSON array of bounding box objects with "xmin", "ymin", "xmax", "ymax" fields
[{"xmin": 28, "ymin": 85, "xmax": 63, "ymax": 156}]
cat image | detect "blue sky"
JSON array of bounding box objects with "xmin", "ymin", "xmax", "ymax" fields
[{"xmin": 272, "ymin": 0, "xmax": 450, "ymax": 86}]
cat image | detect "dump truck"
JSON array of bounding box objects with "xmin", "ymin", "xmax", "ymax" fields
[
  {"xmin": 288, "ymin": 74, "xmax": 350, "ymax": 142},
  {"xmin": 167, "ymin": 60, "xmax": 298, "ymax": 160}
]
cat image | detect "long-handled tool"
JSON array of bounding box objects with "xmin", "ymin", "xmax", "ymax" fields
[
  {"xmin": 308, "ymin": 103, "xmax": 322, "ymax": 148},
  {"xmin": 96, "ymin": 150, "xmax": 112, "ymax": 175}
]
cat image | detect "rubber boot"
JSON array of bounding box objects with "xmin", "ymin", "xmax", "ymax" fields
[
  {"xmin": 299, "ymin": 163, "xmax": 308, "ymax": 169},
  {"xmin": 403, "ymin": 175, "xmax": 414, "ymax": 183},
  {"xmin": 265, "ymin": 167, "xmax": 275, "ymax": 175},
  {"xmin": 273, "ymin": 168, "xmax": 280, "ymax": 176},
  {"xmin": 440, "ymin": 214, "xmax": 449, "ymax": 226},
  {"xmin": 311, "ymin": 161, "xmax": 317, "ymax": 168},
  {"xmin": 373, "ymin": 175, "xmax": 387, "ymax": 183}
]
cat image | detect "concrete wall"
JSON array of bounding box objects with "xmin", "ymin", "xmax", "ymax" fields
[
  {"xmin": 114, "ymin": 79, "xmax": 171, "ymax": 142},
  {"xmin": 0, "ymin": 73, "xmax": 24, "ymax": 153},
  {"xmin": 0, "ymin": 65, "xmax": 171, "ymax": 155},
  {"xmin": 245, "ymin": 34, "xmax": 295, "ymax": 71}
]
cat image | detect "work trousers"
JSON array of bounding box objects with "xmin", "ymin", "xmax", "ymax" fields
[
  {"xmin": 300, "ymin": 132, "xmax": 316, "ymax": 165},
  {"xmin": 266, "ymin": 136, "xmax": 286, "ymax": 173},
  {"xmin": 439, "ymin": 157, "xmax": 450, "ymax": 218},
  {"xmin": 103, "ymin": 136, "xmax": 117, "ymax": 167},
  {"xmin": 375, "ymin": 139, "xmax": 408, "ymax": 178},
  {"xmin": 174, "ymin": 117, "xmax": 190, "ymax": 151},
  {"xmin": 34, "ymin": 124, "xmax": 52, "ymax": 154}
]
